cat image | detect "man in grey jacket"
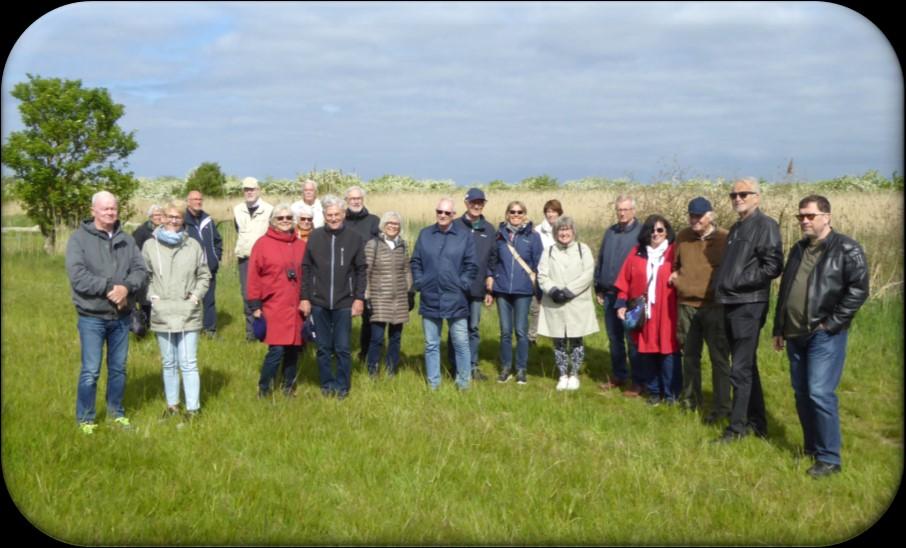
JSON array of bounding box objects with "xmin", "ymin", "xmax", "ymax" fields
[
  {"xmin": 712, "ymin": 177, "xmax": 783, "ymax": 443},
  {"xmin": 65, "ymin": 191, "xmax": 147, "ymax": 434}
]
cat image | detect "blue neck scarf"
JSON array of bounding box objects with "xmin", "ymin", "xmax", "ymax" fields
[{"xmin": 155, "ymin": 227, "xmax": 184, "ymax": 246}]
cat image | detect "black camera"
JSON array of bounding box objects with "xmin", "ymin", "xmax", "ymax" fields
[{"xmin": 286, "ymin": 268, "xmax": 297, "ymax": 281}]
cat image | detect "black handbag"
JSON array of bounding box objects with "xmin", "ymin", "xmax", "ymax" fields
[{"xmin": 129, "ymin": 306, "xmax": 148, "ymax": 338}]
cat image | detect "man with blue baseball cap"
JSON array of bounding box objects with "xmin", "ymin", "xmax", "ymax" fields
[{"xmin": 668, "ymin": 197, "xmax": 732, "ymax": 423}]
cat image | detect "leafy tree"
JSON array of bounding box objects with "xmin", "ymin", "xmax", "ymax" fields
[
  {"xmin": 518, "ymin": 174, "xmax": 559, "ymax": 190},
  {"xmin": 2, "ymin": 74, "xmax": 138, "ymax": 253},
  {"xmin": 486, "ymin": 179, "xmax": 511, "ymax": 191},
  {"xmin": 184, "ymin": 161, "xmax": 226, "ymax": 197}
]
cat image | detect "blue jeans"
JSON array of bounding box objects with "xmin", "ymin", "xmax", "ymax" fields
[
  {"xmin": 423, "ymin": 317, "xmax": 470, "ymax": 390},
  {"xmin": 603, "ymin": 292, "xmax": 640, "ymax": 384},
  {"xmin": 786, "ymin": 329, "xmax": 849, "ymax": 466},
  {"xmin": 202, "ymin": 273, "xmax": 217, "ymax": 332},
  {"xmin": 496, "ymin": 293, "xmax": 532, "ymax": 373},
  {"xmin": 639, "ymin": 352, "xmax": 681, "ymax": 400},
  {"xmin": 156, "ymin": 330, "xmax": 201, "ymax": 411},
  {"xmin": 367, "ymin": 322, "xmax": 404, "ymax": 374},
  {"xmin": 312, "ymin": 306, "xmax": 352, "ymax": 396},
  {"xmin": 260, "ymin": 345, "xmax": 301, "ymax": 395},
  {"xmin": 447, "ymin": 299, "xmax": 484, "ymax": 373},
  {"xmin": 76, "ymin": 315, "xmax": 130, "ymax": 423}
]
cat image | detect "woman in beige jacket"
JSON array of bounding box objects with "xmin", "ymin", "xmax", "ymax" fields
[
  {"xmin": 143, "ymin": 200, "xmax": 211, "ymax": 417},
  {"xmin": 536, "ymin": 216, "xmax": 599, "ymax": 391}
]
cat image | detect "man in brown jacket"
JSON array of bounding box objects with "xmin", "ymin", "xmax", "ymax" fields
[{"xmin": 668, "ymin": 197, "xmax": 732, "ymax": 423}]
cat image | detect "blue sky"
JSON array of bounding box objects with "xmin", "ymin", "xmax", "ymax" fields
[{"xmin": 2, "ymin": 1, "xmax": 902, "ymax": 185}]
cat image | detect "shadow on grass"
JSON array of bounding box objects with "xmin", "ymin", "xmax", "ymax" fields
[
  {"xmin": 126, "ymin": 367, "xmax": 230, "ymax": 412},
  {"xmin": 215, "ymin": 310, "xmax": 235, "ymax": 331}
]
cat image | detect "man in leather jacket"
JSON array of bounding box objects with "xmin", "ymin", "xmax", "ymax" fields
[
  {"xmin": 712, "ymin": 177, "xmax": 783, "ymax": 443},
  {"xmin": 772, "ymin": 195, "xmax": 869, "ymax": 478}
]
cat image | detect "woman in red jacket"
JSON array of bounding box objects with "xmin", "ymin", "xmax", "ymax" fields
[
  {"xmin": 614, "ymin": 214, "xmax": 681, "ymax": 405},
  {"xmin": 247, "ymin": 204, "xmax": 308, "ymax": 397}
]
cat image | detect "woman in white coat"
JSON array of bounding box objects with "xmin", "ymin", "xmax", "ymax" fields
[{"xmin": 537, "ymin": 216, "xmax": 599, "ymax": 390}]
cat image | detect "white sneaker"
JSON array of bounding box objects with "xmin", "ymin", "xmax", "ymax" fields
[
  {"xmin": 556, "ymin": 375, "xmax": 569, "ymax": 391},
  {"xmin": 567, "ymin": 375, "xmax": 580, "ymax": 390}
]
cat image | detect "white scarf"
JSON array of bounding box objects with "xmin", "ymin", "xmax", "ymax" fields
[{"xmin": 644, "ymin": 240, "xmax": 669, "ymax": 318}]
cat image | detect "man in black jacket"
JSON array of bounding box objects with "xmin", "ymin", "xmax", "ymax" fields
[
  {"xmin": 344, "ymin": 185, "xmax": 381, "ymax": 361},
  {"xmin": 301, "ymin": 195, "xmax": 368, "ymax": 399},
  {"xmin": 772, "ymin": 195, "xmax": 869, "ymax": 477},
  {"xmin": 712, "ymin": 177, "xmax": 783, "ymax": 443},
  {"xmin": 185, "ymin": 190, "xmax": 223, "ymax": 337}
]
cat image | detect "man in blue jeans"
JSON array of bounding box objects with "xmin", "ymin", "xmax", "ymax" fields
[
  {"xmin": 594, "ymin": 195, "xmax": 643, "ymax": 396},
  {"xmin": 300, "ymin": 195, "xmax": 367, "ymax": 400},
  {"xmin": 772, "ymin": 195, "xmax": 869, "ymax": 478},
  {"xmin": 65, "ymin": 191, "xmax": 147, "ymax": 434},
  {"xmin": 411, "ymin": 197, "xmax": 478, "ymax": 391}
]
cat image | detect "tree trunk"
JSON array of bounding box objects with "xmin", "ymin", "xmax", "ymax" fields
[{"xmin": 42, "ymin": 227, "xmax": 56, "ymax": 254}]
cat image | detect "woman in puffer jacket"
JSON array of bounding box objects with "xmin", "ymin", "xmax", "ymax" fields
[{"xmin": 143, "ymin": 200, "xmax": 211, "ymax": 419}]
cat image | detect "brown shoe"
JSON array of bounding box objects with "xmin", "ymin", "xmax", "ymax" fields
[
  {"xmin": 597, "ymin": 379, "xmax": 625, "ymax": 391},
  {"xmin": 623, "ymin": 383, "xmax": 644, "ymax": 398}
]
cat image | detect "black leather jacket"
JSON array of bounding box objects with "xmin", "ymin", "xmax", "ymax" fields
[
  {"xmin": 773, "ymin": 230, "xmax": 869, "ymax": 336},
  {"xmin": 714, "ymin": 208, "xmax": 783, "ymax": 304}
]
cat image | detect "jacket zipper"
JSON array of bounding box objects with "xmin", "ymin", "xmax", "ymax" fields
[{"xmin": 330, "ymin": 234, "xmax": 336, "ymax": 307}]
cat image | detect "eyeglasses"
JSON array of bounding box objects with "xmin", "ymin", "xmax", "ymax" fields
[
  {"xmin": 729, "ymin": 191, "xmax": 757, "ymax": 200},
  {"xmin": 274, "ymin": 216, "xmax": 293, "ymax": 221},
  {"xmin": 508, "ymin": 210, "xmax": 525, "ymax": 215},
  {"xmin": 795, "ymin": 213, "xmax": 828, "ymax": 221},
  {"xmin": 243, "ymin": 188, "xmax": 257, "ymax": 191},
  {"xmin": 298, "ymin": 217, "xmax": 313, "ymax": 222},
  {"xmin": 436, "ymin": 210, "xmax": 454, "ymax": 216},
  {"xmin": 165, "ymin": 215, "xmax": 182, "ymax": 221},
  {"xmin": 653, "ymin": 227, "xmax": 666, "ymax": 234},
  {"xmin": 385, "ymin": 222, "xmax": 400, "ymax": 226}
]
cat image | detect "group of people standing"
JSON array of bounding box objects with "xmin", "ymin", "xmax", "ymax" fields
[{"xmin": 65, "ymin": 176, "xmax": 869, "ymax": 478}]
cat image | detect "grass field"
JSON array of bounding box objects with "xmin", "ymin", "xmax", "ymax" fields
[{"xmin": 1, "ymin": 230, "xmax": 902, "ymax": 544}]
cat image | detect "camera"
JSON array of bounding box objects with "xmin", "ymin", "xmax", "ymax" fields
[{"xmin": 286, "ymin": 268, "xmax": 297, "ymax": 281}]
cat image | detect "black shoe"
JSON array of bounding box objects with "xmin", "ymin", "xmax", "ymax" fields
[
  {"xmin": 703, "ymin": 413, "xmax": 726, "ymax": 425},
  {"xmin": 746, "ymin": 423, "xmax": 768, "ymax": 439},
  {"xmin": 160, "ymin": 405, "xmax": 180, "ymax": 420},
  {"xmin": 807, "ymin": 461, "xmax": 841, "ymax": 478},
  {"xmin": 336, "ymin": 391, "xmax": 349, "ymax": 401},
  {"xmin": 472, "ymin": 368, "xmax": 489, "ymax": 381},
  {"xmin": 516, "ymin": 370, "xmax": 527, "ymax": 385},
  {"xmin": 367, "ymin": 365, "xmax": 379, "ymax": 379},
  {"xmin": 497, "ymin": 370, "xmax": 514, "ymax": 383},
  {"xmin": 204, "ymin": 330, "xmax": 217, "ymax": 339},
  {"xmin": 712, "ymin": 429, "xmax": 747, "ymax": 444},
  {"xmin": 646, "ymin": 395, "xmax": 662, "ymax": 407}
]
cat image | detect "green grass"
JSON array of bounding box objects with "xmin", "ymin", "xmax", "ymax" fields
[{"xmin": 1, "ymin": 246, "xmax": 902, "ymax": 544}]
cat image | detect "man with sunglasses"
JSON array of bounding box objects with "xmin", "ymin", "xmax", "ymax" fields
[
  {"xmin": 771, "ymin": 195, "xmax": 869, "ymax": 477},
  {"xmin": 234, "ymin": 177, "xmax": 274, "ymax": 341},
  {"xmin": 410, "ymin": 198, "xmax": 478, "ymax": 391},
  {"xmin": 712, "ymin": 177, "xmax": 783, "ymax": 443}
]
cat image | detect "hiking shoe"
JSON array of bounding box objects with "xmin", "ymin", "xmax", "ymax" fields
[
  {"xmin": 556, "ymin": 375, "xmax": 569, "ymax": 391},
  {"xmin": 160, "ymin": 406, "xmax": 180, "ymax": 420},
  {"xmin": 79, "ymin": 422, "xmax": 98, "ymax": 435},
  {"xmin": 472, "ymin": 368, "xmax": 489, "ymax": 381},
  {"xmin": 112, "ymin": 417, "xmax": 133, "ymax": 430},
  {"xmin": 567, "ymin": 375, "xmax": 580, "ymax": 390},
  {"xmin": 497, "ymin": 370, "xmax": 514, "ymax": 383},
  {"xmin": 516, "ymin": 370, "xmax": 527, "ymax": 385},
  {"xmin": 185, "ymin": 409, "xmax": 201, "ymax": 421},
  {"xmin": 646, "ymin": 395, "xmax": 662, "ymax": 407}
]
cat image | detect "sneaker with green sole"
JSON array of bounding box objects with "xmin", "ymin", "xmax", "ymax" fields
[
  {"xmin": 112, "ymin": 416, "xmax": 133, "ymax": 430},
  {"xmin": 79, "ymin": 422, "xmax": 98, "ymax": 435}
]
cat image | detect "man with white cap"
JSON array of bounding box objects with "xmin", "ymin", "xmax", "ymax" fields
[
  {"xmin": 233, "ymin": 177, "xmax": 274, "ymax": 341},
  {"xmin": 291, "ymin": 178, "xmax": 325, "ymax": 229}
]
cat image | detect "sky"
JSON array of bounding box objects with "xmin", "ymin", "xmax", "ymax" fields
[{"xmin": 2, "ymin": 1, "xmax": 903, "ymax": 185}]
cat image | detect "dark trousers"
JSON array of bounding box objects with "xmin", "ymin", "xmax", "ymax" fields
[
  {"xmin": 202, "ymin": 273, "xmax": 217, "ymax": 332},
  {"xmin": 259, "ymin": 345, "xmax": 301, "ymax": 395},
  {"xmin": 678, "ymin": 304, "xmax": 732, "ymax": 416},
  {"xmin": 358, "ymin": 306, "xmax": 373, "ymax": 358},
  {"xmin": 724, "ymin": 302, "xmax": 768, "ymax": 436},
  {"xmin": 367, "ymin": 322, "xmax": 404, "ymax": 374},
  {"xmin": 238, "ymin": 259, "xmax": 254, "ymax": 338},
  {"xmin": 312, "ymin": 306, "xmax": 352, "ymax": 396}
]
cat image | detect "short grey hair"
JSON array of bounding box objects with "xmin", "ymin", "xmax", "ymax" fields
[
  {"xmin": 301, "ymin": 178, "xmax": 318, "ymax": 190},
  {"xmin": 321, "ymin": 194, "xmax": 347, "ymax": 212},
  {"xmin": 270, "ymin": 203, "xmax": 296, "ymax": 226},
  {"xmin": 734, "ymin": 176, "xmax": 761, "ymax": 194},
  {"xmin": 91, "ymin": 190, "xmax": 117, "ymax": 206},
  {"xmin": 379, "ymin": 211, "xmax": 404, "ymax": 236},
  {"xmin": 614, "ymin": 194, "xmax": 636, "ymax": 209},
  {"xmin": 345, "ymin": 185, "xmax": 367, "ymax": 199},
  {"xmin": 147, "ymin": 204, "xmax": 163, "ymax": 217},
  {"xmin": 553, "ymin": 215, "xmax": 578, "ymax": 241}
]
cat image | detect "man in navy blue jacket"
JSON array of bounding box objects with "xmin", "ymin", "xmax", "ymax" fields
[
  {"xmin": 185, "ymin": 190, "xmax": 223, "ymax": 337},
  {"xmin": 411, "ymin": 197, "xmax": 478, "ymax": 390}
]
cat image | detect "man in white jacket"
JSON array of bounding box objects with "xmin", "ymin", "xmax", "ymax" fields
[{"xmin": 233, "ymin": 177, "xmax": 274, "ymax": 341}]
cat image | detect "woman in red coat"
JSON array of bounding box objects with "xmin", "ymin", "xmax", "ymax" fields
[
  {"xmin": 247, "ymin": 204, "xmax": 308, "ymax": 397},
  {"xmin": 614, "ymin": 214, "xmax": 681, "ymax": 405}
]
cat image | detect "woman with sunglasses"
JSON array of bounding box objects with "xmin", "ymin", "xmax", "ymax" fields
[
  {"xmin": 294, "ymin": 202, "xmax": 315, "ymax": 242},
  {"xmin": 143, "ymin": 200, "xmax": 211, "ymax": 419},
  {"xmin": 614, "ymin": 214, "xmax": 681, "ymax": 405},
  {"xmin": 489, "ymin": 200, "xmax": 544, "ymax": 385},
  {"xmin": 247, "ymin": 204, "xmax": 308, "ymax": 398}
]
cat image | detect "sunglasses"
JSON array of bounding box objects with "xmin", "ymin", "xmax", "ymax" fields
[
  {"xmin": 729, "ymin": 191, "xmax": 757, "ymax": 200},
  {"xmin": 274, "ymin": 216, "xmax": 293, "ymax": 221},
  {"xmin": 436, "ymin": 210, "xmax": 454, "ymax": 216},
  {"xmin": 795, "ymin": 213, "xmax": 828, "ymax": 221},
  {"xmin": 653, "ymin": 227, "xmax": 666, "ymax": 234},
  {"xmin": 298, "ymin": 217, "xmax": 313, "ymax": 222},
  {"xmin": 508, "ymin": 210, "xmax": 525, "ymax": 215}
]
